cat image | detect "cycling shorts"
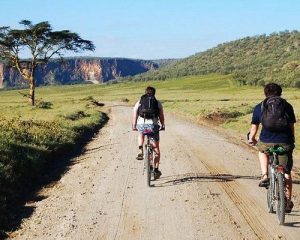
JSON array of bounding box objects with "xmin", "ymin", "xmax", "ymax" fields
[{"xmin": 137, "ymin": 124, "xmax": 160, "ymax": 142}]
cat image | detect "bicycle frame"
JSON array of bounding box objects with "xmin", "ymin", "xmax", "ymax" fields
[
  {"xmin": 141, "ymin": 126, "xmax": 164, "ymax": 187},
  {"xmin": 144, "ymin": 135, "xmax": 154, "ymax": 187},
  {"xmin": 267, "ymin": 151, "xmax": 286, "ymax": 225},
  {"xmin": 246, "ymin": 133, "xmax": 287, "ymax": 225}
]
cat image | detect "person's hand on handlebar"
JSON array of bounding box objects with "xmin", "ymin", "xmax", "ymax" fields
[
  {"xmin": 132, "ymin": 124, "xmax": 138, "ymax": 131},
  {"xmin": 159, "ymin": 124, "xmax": 165, "ymax": 131},
  {"xmin": 247, "ymin": 132, "xmax": 257, "ymax": 145}
]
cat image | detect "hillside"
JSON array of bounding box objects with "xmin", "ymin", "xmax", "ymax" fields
[
  {"xmin": 0, "ymin": 58, "xmax": 158, "ymax": 89},
  {"xmin": 130, "ymin": 31, "xmax": 300, "ymax": 87}
]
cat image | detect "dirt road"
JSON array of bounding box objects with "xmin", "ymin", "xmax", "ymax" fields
[{"xmin": 10, "ymin": 104, "xmax": 300, "ymax": 240}]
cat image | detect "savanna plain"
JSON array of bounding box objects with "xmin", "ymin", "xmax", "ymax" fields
[{"xmin": 1, "ymin": 74, "xmax": 300, "ymax": 239}]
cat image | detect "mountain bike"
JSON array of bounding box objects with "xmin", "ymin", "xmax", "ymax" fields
[
  {"xmin": 142, "ymin": 127, "xmax": 164, "ymax": 187},
  {"xmin": 266, "ymin": 145, "xmax": 287, "ymax": 225},
  {"xmin": 247, "ymin": 133, "xmax": 287, "ymax": 225},
  {"xmin": 144, "ymin": 133, "xmax": 154, "ymax": 187}
]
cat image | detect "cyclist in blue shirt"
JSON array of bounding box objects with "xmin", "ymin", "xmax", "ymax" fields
[{"xmin": 248, "ymin": 83, "xmax": 296, "ymax": 213}]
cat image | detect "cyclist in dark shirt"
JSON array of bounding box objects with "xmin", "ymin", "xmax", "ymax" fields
[{"xmin": 248, "ymin": 83, "xmax": 296, "ymax": 213}]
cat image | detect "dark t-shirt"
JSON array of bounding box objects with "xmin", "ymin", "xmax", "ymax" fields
[{"xmin": 251, "ymin": 99, "xmax": 296, "ymax": 143}]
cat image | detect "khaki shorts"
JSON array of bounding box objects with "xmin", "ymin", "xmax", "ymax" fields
[{"xmin": 257, "ymin": 141, "xmax": 294, "ymax": 174}]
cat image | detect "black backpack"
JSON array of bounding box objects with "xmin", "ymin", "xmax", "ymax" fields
[
  {"xmin": 138, "ymin": 94, "xmax": 159, "ymax": 119},
  {"xmin": 261, "ymin": 96, "xmax": 289, "ymax": 132}
]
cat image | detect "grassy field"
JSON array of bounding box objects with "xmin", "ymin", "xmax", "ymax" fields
[
  {"xmin": 1, "ymin": 74, "xmax": 299, "ymax": 146},
  {"xmin": 0, "ymin": 88, "xmax": 108, "ymax": 230},
  {"xmin": 1, "ymin": 73, "xmax": 299, "ymax": 232}
]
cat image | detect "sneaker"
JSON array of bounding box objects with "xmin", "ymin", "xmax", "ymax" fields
[
  {"xmin": 286, "ymin": 201, "xmax": 294, "ymax": 213},
  {"xmin": 153, "ymin": 169, "xmax": 162, "ymax": 179},
  {"xmin": 258, "ymin": 174, "xmax": 269, "ymax": 188}
]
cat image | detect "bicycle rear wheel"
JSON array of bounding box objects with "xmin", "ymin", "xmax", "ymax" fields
[
  {"xmin": 267, "ymin": 172, "xmax": 275, "ymax": 213},
  {"xmin": 276, "ymin": 173, "xmax": 286, "ymax": 225}
]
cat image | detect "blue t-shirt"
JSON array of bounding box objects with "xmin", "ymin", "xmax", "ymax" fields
[{"xmin": 251, "ymin": 100, "xmax": 296, "ymax": 143}]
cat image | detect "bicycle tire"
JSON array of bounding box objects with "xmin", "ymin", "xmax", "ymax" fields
[
  {"xmin": 145, "ymin": 145, "xmax": 151, "ymax": 187},
  {"xmin": 276, "ymin": 173, "xmax": 286, "ymax": 225},
  {"xmin": 267, "ymin": 171, "xmax": 275, "ymax": 213}
]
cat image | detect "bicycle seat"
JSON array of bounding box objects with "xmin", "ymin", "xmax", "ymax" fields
[
  {"xmin": 268, "ymin": 145, "xmax": 286, "ymax": 154},
  {"xmin": 142, "ymin": 129, "xmax": 154, "ymax": 135}
]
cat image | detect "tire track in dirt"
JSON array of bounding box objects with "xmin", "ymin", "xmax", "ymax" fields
[
  {"xmin": 175, "ymin": 126, "xmax": 298, "ymax": 240},
  {"xmin": 200, "ymin": 160, "xmax": 275, "ymax": 239},
  {"xmin": 9, "ymin": 104, "xmax": 299, "ymax": 240}
]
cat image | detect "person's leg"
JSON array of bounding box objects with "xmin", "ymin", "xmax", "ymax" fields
[
  {"xmin": 152, "ymin": 140, "xmax": 161, "ymax": 178},
  {"xmin": 284, "ymin": 149, "xmax": 294, "ymax": 212},
  {"xmin": 152, "ymin": 140, "xmax": 160, "ymax": 168},
  {"xmin": 138, "ymin": 132, "xmax": 144, "ymax": 147},
  {"xmin": 258, "ymin": 151, "xmax": 269, "ymax": 178},
  {"xmin": 285, "ymin": 174, "xmax": 292, "ymax": 201},
  {"xmin": 136, "ymin": 133, "xmax": 144, "ymax": 159},
  {"xmin": 258, "ymin": 151, "xmax": 270, "ymax": 187}
]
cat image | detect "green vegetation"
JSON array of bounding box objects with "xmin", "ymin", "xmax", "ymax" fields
[
  {"xmin": 0, "ymin": 92, "xmax": 107, "ymax": 228},
  {"xmin": 0, "ymin": 74, "xmax": 299, "ymax": 231},
  {"xmin": 129, "ymin": 31, "xmax": 300, "ymax": 87},
  {"xmin": 0, "ymin": 19, "xmax": 95, "ymax": 105}
]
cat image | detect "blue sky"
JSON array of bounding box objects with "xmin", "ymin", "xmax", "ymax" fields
[{"xmin": 1, "ymin": 0, "xmax": 300, "ymax": 59}]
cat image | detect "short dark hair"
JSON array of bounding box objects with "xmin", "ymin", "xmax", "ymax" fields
[
  {"xmin": 145, "ymin": 86, "xmax": 156, "ymax": 96},
  {"xmin": 264, "ymin": 83, "xmax": 282, "ymax": 97}
]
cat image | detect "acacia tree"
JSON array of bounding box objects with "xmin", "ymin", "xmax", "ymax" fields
[{"xmin": 0, "ymin": 20, "xmax": 95, "ymax": 105}]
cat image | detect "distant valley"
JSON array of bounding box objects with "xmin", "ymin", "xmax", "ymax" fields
[{"xmin": 2, "ymin": 31, "xmax": 300, "ymax": 89}]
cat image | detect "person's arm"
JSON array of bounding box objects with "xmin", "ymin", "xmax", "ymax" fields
[
  {"xmin": 287, "ymin": 103, "xmax": 296, "ymax": 141},
  {"xmin": 132, "ymin": 102, "xmax": 139, "ymax": 130},
  {"xmin": 248, "ymin": 124, "xmax": 259, "ymax": 145},
  {"xmin": 248, "ymin": 104, "xmax": 260, "ymax": 145},
  {"xmin": 158, "ymin": 101, "xmax": 165, "ymax": 129},
  {"xmin": 290, "ymin": 123, "xmax": 295, "ymax": 143}
]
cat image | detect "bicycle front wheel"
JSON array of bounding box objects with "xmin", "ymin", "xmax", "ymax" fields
[{"xmin": 276, "ymin": 173, "xmax": 286, "ymax": 225}]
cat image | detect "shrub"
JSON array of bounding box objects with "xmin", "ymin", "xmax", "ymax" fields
[
  {"xmin": 35, "ymin": 101, "xmax": 53, "ymax": 109},
  {"xmin": 293, "ymin": 80, "xmax": 300, "ymax": 88},
  {"xmin": 121, "ymin": 98, "xmax": 129, "ymax": 102},
  {"xmin": 205, "ymin": 110, "xmax": 244, "ymax": 123},
  {"xmin": 64, "ymin": 111, "xmax": 90, "ymax": 121}
]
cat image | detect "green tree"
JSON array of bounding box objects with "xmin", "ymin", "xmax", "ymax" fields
[{"xmin": 0, "ymin": 20, "xmax": 95, "ymax": 105}]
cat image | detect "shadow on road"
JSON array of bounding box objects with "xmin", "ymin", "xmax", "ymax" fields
[
  {"xmin": 284, "ymin": 221, "xmax": 300, "ymax": 228},
  {"xmin": 153, "ymin": 172, "xmax": 259, "ymax": 188},
  {"xmin": 285, "ymin": 210, "xmax": 300, "ymax": 227},
  {"xmin": 152, "ymin": 172, "xmax": 300, "ymax": 188}
]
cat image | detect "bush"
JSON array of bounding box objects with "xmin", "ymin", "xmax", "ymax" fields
[
  {"xmin": 293, "ymin": 80, "xmax": 300, "ymax": 88},
  {"xmin": 258, "ymin": 79, "xmax": 265, "ymax": 86},
  {"xmin": 205, "ymin": 110, "xmax": 244, "ymax": 123},
  {"xmin": 64, "ymin": 111, "xmax": 90, "ymax": 121},
  {"xmin": 35, "ymin": 101, "xmax": 53, "ymax": 109}
]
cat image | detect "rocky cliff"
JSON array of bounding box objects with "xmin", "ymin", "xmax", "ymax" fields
[{"xmin": 0, "ymin": 58, "xmax": 158, "ymax": 88}]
